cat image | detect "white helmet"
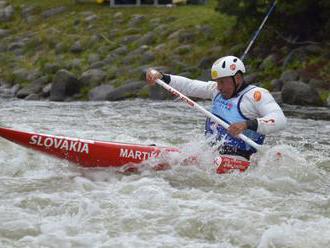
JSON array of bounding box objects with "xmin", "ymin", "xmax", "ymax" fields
[{"xmin": 211, "ymin": 56, "xmax": 246, "ymax": 80}]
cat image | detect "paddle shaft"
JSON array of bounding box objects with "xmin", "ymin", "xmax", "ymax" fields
[
  {"xmin": 155, "ymin": 78, "xmax": 262, "ymax": 151},
  {"xmin": 240, "ymin": 0, "xmax": 277, "ymax": 61}
]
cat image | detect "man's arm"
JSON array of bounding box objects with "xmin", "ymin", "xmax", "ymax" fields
[
  {"xmin": 168, "ymin": 75, "xmax": 216, "ymax": 100},
  {"xmin": 146, "ymin": 69, "xmax": 216, "ymax": 100},
  {"xmin": 241, "ymin": 88, "xmax": 287, "ymax": 135}
]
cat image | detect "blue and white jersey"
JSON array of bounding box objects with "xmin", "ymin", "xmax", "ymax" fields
[{"xmin": 205, "ymin": 85, "xmax": 265, "ymax": 155}]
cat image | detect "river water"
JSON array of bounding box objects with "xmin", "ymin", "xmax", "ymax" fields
[{"xmin": 0, "ymin": 98, "xmax": 329, "ymax": 248}]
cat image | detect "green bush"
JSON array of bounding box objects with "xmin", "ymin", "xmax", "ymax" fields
[{"xmin": 217, "ymin": 0, "xmax": 330, "ymax": 42}]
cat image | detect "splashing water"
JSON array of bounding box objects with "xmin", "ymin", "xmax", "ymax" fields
[{"xmin": 0, "ymin": 98, "xmax": 329, "ymax": 247}]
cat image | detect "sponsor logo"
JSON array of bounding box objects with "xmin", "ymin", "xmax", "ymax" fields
[
  {"xmin": 29, "ymin": 135, "xmax": 92, "ymax": 154},
  {"xmin": 230, "ymin": 64, "xmax": 236, "ymax": 71},
  {"xmin": 253, "ymin": 91, "xmax": 262, "ymax": 102},
  {"xmin": 218, "ymin": 99, "xmax": 233, "ymax": 110},
  {"xmin": 261, "ymin": 119, "xmax": 275, "ymax": 124},
  {"xmin": 211, "ymin": 70, "xmax": 219, "ymax": 79},
  {"xmin": 119, "ymin": 148, "xmax": 159, "ymax": 160},
  {"xmin": 226, "ymin": 102, "xmax": 233, "ymax": 110}
]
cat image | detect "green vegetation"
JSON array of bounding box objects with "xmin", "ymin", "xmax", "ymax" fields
[
  {"xmin": 0, "ymin": 0, "xmax": 329, "ymax": 101},
  {"xmin": 1, "ymin": 0, "xmax": 235, "ymax": 90}
]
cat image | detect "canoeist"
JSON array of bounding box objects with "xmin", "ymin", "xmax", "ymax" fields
[{"xmin": 146, "ymin": 56, "xmax": 287, "ymax": 170}]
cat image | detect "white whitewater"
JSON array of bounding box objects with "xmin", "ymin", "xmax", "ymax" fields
[{"xmin": 0, "ymin": 99, "xmax": 329, "ymax": 248}]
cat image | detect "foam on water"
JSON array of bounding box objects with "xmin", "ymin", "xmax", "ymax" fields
[{"xmin": 0, "ymin": 99, "xmax": 330, "ymax": 247}]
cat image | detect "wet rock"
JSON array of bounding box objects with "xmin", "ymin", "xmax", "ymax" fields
[
  {"xmin": 271, "ymin": 79, "xmax": 283, "ymax": 91},
  {"xmin": 79, "ymin": 69, "xmax": 106, "ymax": 87},
  {"xmin": 0, "ymin": 28, "xmax": 10, "ymax": 39},
  {"xmin": 282, "ymin": 104, "xmax": 330, "ymax": 120},
  {"xmin": 0, "ymin": 5, "xmax": 14, "ymax": 22},
  {"xmin": 178, "ymin": 71, "xmax": 193, "ymax": 78},
  {"xmin": 16, "ymin": 85, "xmax": 41, "ymax": 98},
  {"xmin": 44, "ymin": 63, "xmax": 60, "ymax": 74},
  {"xmin": 165, "ymin": 16, "xmax": 177, "ymax": 23},
  {"xmin": 197, "ymin": 69, "xmax": 211, "ymax": 81},
  {"xmin": 106, "ymin": 81, "xmax": 145, "ymax": 101},
  {"xmin": 105, "ymin": 46, "xmax": 128, "ymax": 62},
  {"xmin": 244, "ymin": 73, "xmax": 258, "ymax": 84},
  {"xmin": 42, "ymin": 6, "xmax": 66, "ymax": 19},
  {"xmin": 135, "ymin": 32, "xmax": 155, "ymax": 46},
  {"xmin": 154, "ymin": 44, "xmax": 168, "ymax": 57},
  {"xmin": 112, "ymin": 12, "xmax": 123, "ymax": 24},
  {"xmin": 281, "ymin": 81, "xmax": 323, "ymax": 106},
  {"xmin": 121, "ymin": 34, "xmax": 141, "ymax": 45},
  {"xmin": 178, "ymin": 30, "xmax": 196, "ymax": 43},
  {"xmin": 42, "ymin": 83, "xmax": 52, "ymax": 97},
  {"xmin": 21, "ymin": 6, "xmax": 36, "ymax": 19},
  {"xmin": 280, "ymin": 70, "xmax": 299, "ymax": 82},
  {"xmin": 308, "ymin": 78, "xmax": 328, "ymax": 89},
  {"xmin": 85, "ymin": 14, "xmax": 98, "ymax": 23},
  {"xmin": 12, "ymin": 68, "xmax": 41, "ymax": 83},
  {"xmin": 50, "ymin": 69, "xmax": 81, "ymax": 101},
  {"xmin": 198, "ymin": 56, "xmax": 218, "ymax": 69},
  {"xmin": 88, "ymin": 53, "xmax": 100, "ymax": 64},
  {"xmin": 55, "ymin": 42, "xmax": 66, "ymax": 54},
  {"xmin": 259, "ymin": 54, "xmax": 277, "ymax": 69},
  {"xmin": 121, "ymin": 46, "xmax": 149, "ymax": 64},
  {"xmin": 66, "ymin": 59, "xmax": 81, "ymax": 69},
  {"xmin": 123, "ymin": 28, "xmax": 140, "ymax": 36},
  {"xmin": 229, "ymin": 44, "xmax": 244, "ymax": 55},
  {"xmin": 8, "ymin": 41, "xmax": 25, "ymax": 51},
  {"xmin": 89, "ymin": 34, "xmax": 101, "ymax": 44},
  {"xmin": 0, "ymin": 83, "xmax": 20, "ymax": 98},
  {"xmin": 89, "ymin": 61, "xmax": 106, "ymax": 69},
  {"xmin": 89, "ymin": 84, "xmax": 114, "ymax": 101},
  {"xmin": 0, "ymin": 42, "xmax": 7, "ymax": 52},
  {"xmin": 25, "ymin": 15, "xmax": 37, "ymax": 24},
  {"xmin": 141, "ymin": 51, "xmax": 155, "ymax": 64},
  {"xmin": 10, "ymin": 84, "xmax": 20, "ymax": 96},
  {"xmin": 282, "ymin": 45, "xmax": 322, "ymax": 68},
  {"xmin": 25, "ymin": 93, "xmax": 39, "ymax": 100},
  {"xmin": 16, "ymin": 76, "xmax": 48, "ymax": 99},
  {"xmin": 174, "ymin": 45, "xmax": 192, "ymax": 55},
  {"xmin": 169, "ymin": 60, "xmax": 189, "ymax": 73},
  {"xmin": 113, "ymin": 12, "xmax": 123, "ymax": 19},
  {"xmin": 196, "ymin": 24, "xmax": 213, "ymax": 39},
  {"xmin": 0, "ymin": 1, "xmax": 7, "ymax": 8},
  {"xmin": 70, "ymin": 41, "xmax": 83, "ymax": 53},
  {"xmin": 168, "ymin": 29, "xmax": 184, "ymax": 40},
  {"xmin": 149, "ymin": 85, "xmax": 170, "ymax": 100},
  {"xmin": 149, "ymin": 17, "xmax": 161, "ymax": 28},
  {"xmin": 80, "ymin": 11, "xmax": 94, "ymax": 17},
  {"xmin": 128, "ymin": 15, "xmax": 145, "ymax": 27},
  {"xmin": 72, "ymin": 17, "xmax": 80, "ymax": 25},
  {"xmin": 154, "ymin": 24, "xmax": 170, "ymax": 38}
]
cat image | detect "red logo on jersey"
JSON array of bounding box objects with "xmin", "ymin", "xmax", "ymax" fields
[
  {"xmin": 253, "ymin": 91, "xmax": 262, "ymax": 102},
  {"xmin": 261, "ymin": 119, "xmax": 275, "ymax": 124}
]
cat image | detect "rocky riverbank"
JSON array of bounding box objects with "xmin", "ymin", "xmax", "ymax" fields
[{"xmin": 0, "ymin": 0, "xmax": 329, "ymax": 108}]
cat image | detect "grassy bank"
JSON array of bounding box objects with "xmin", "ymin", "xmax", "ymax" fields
[
  {"xmin": 1, "ymin": 0, "xmax": 233, "ymax": 83},
  {"xmin": 1, "ymin": 0, "xmax": 329, "ymax": 102}
]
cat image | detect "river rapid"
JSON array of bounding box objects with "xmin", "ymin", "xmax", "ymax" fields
[{"xmin": 0, "ymin": 98, "xmax": 329, "ymax": 248}]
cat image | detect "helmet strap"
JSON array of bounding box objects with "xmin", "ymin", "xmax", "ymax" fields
[{"xmin": 230, "ymin": 75, "xmax": 238, "ymax": 98}]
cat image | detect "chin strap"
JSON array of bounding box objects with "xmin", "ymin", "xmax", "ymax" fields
[{"xmin": 230, "ymin": 75, "xmax": 238, "ymax": 98}]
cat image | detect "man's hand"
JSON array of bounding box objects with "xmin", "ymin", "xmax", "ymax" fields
[
  {"xmin": 146, "ymin": 68, "xmax": 162, "ymax": 85},
  {"xmin": 228, "ymin": 121, "xmax": 248, "ymax": 137}
]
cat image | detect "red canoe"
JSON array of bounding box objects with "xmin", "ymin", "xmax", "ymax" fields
[{"xmin": 0, "ymin": 126, "xmax": 251, "ymax": 174}]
